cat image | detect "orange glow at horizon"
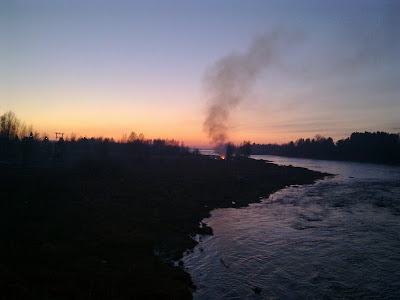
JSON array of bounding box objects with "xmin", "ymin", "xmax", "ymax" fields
[
  {"xmin": 2, "ymin": 1, "xmax": 399, "ymax": 152},
  {"xmin": 7, "ymin": 90, "xmax": 395, "ymax": 148},
  {"xmin": 30, "ymin": 117, "xmax": 354, "ymax": 148}
]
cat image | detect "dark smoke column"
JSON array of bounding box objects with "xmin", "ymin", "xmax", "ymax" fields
[{"xmin": 203, "ymin": 30, "xmax": 302, "ymax": 154}]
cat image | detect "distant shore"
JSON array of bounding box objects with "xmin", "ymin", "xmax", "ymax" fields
[
  {"xmin": 251, "ymin": 131, "xmax": 400, "ymax": 166},
  {"xmin": 0, "ymin": 155, "xmax": 329, "ymax": 299}
]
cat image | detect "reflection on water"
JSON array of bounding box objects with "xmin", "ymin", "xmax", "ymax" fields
[{"xmin": 183, "ymin": 155, "xmax": 400, "ymax": 299}]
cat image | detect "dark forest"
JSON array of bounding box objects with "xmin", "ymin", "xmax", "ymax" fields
[{"xmin": 252, "ymin": 132, "xmax": 400, "ymax": 165}]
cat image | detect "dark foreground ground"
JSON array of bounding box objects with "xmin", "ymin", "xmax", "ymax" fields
[{"xmin": 0, "ymin": 155, "xmax": 328, "ymax": 299}]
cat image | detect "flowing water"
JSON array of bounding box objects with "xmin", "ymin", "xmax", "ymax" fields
[{"xmin": 183, "ymin": 155, "xmax": 400, "ymax": 299}]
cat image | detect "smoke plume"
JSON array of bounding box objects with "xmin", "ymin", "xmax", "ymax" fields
[{"xmin": 203, "ymin": 30, "xmax": 302, "ymax": 152}]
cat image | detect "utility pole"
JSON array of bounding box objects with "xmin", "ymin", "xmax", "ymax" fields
[
  {"xmin": 54, "ymin": 132, "xmax": 65, "ymax": 160},
  {"xmin": 55, "ymin": 132, "xmax": 64, "ymax": 141}
]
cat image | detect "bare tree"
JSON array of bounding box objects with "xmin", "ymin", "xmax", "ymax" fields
[
  {"xmin": 120, "ymin": 133, "xmax": 127, "ymax": 143},
  {"xmin": 0, "ymin": 111, "xmax": 20, "ymax": 139},
  {"xmin": 138, "ymin": 133, "xmax": 145, "ymax": 143},
  {"xmin": 128, "ymin": 131, "xmax": 138, "ymax": 143}
]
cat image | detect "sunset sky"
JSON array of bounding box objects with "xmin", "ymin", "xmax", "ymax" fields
[{"xmin": 2, "ymin": 0, "xmax": 399, "ymax": 147}]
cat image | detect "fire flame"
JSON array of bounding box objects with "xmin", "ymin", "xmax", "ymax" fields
[{"xmin": 220, "ymin": 156, "xmax": 226, "ymax": 160}]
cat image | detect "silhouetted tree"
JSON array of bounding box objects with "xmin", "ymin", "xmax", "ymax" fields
[
  {"xmin": 225, "ymin": 142, "xmax": 235, "ymax": 159},
  {"xmin": 138, "ymin": 133, "xmax": 145, "ymax": 143},
  {"xmin": 128, "ymin": 131, "xmax": 138, "ymax": 143},
  {"xmin": 0, "ymin": 111, "xmax": 20, "ymax": 139},
  {"xmin": 238, "ymin": 141, "xmax": 251, "ymax": 157}
]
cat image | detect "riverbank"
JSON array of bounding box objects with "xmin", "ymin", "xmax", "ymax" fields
[
  {"xmin": 0, "ymin": 155, "xmax": 329, "ymax": 298},
  {"xmin": 252, "ymin": 153, "xmax": 400, "ymax": 166}
]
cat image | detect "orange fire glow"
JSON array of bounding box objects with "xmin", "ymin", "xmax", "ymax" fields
[{"xmin": 220, "ymin": 156, "xmax": 226, "ymax": 160}]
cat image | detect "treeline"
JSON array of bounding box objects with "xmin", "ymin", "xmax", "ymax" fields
[
  {"xmin": 224, "ymin": 141, "xmax": 252, "ymax": 159},
  {"xmin": 252, "ymin": 132, "xmax": 400, "ymax": 165},
  {"xmin": 0, "ymin": 111, "xmax": 193, "ymax": 164}
]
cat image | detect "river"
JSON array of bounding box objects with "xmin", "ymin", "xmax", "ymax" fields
[{"xmin": 183, "ymin": 155, "xmax": 400, "ymax": 299}]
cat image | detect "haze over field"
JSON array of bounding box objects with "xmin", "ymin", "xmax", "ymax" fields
[{"xmin": 2, "ymin": 0, "xmax": 399, "ymax": 147}]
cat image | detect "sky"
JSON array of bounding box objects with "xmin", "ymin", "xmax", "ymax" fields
[{"xmin": 1, "ymin": 0, "xmax": 399, "ymax": 147}]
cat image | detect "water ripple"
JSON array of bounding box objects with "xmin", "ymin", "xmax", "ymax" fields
[{"xmin": 183, "ymin": 156, "xmax": 400, "ymax": 299}]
